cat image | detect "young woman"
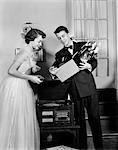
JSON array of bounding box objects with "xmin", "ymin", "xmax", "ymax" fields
[{"xmin": 0, "ymin": 25, "xmax": 46, "ymax": 150}]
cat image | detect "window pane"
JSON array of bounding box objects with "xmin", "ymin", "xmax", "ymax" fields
[
  {"xmin": 74, "ymin": 20, "xmax": 85, "ymax": 39},
  {"xmin": 97, "ymin": 0, "xmax": 107, "ymax": 19},
  {"xmin": 86, "ymin": 0, "xmax": 98, "ymax": 18},
  {"xmin": 98, "ymin": 20, "xmax": 107, "ymax": 38},
  {"xmin": 75, "ymin": 0, "xmax": 85, "ymax": 19},
  {"xmin": 98, "ymin": 59, "xmax": 108, "ymax": 76},
  {"xmin": 86, "ymin": 20, "xmax": 96, "ymax": 39},
  {"xmin": 74, "ymin": 0, "xmax": 107, "ymax": 19},
  {"xmin": 98, "ymin": 40, "xmax": 108, "ymax": 58}
]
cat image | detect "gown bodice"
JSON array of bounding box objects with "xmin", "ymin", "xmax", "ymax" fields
[{"xmin": 17, "ymin": 50, "xmax": 36, "ymax": 74}]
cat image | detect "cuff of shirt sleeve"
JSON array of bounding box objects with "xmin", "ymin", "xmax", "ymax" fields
[{"xmin": 88, "ymin": 64, "xmax": 92, "ymax": 72}]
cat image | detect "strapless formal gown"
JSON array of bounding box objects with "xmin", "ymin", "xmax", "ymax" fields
[{"xmin": 0, "ymin": 50, "xmax": 40, "ymax": 150}]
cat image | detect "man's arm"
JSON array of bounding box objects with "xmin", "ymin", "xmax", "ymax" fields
[{"xmin": 88, "ymin": 57, "xmax": 97, "ymax": 71}]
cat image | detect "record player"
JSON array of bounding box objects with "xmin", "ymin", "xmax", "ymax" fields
[{"xmin": 36, "ymin": 100, "xmax": 75, "ymax": 127}]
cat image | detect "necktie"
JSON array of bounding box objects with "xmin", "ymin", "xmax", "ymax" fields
[
  {"xmin": 66, "ymin": 45, "xmax": 73, "ymax": 55},
  {"xmin": 66, "ymin": 45, "xmax": 73, "ymax": 49}
]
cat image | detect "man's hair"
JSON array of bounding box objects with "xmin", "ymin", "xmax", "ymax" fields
[{"xmin": 54, "ymin": 26, "xmax": 69, "ymax": 34}]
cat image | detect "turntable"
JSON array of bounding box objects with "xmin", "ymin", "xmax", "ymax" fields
[{"xmin": 36, "ymin": 100, "xmax": 75, "ymax": 127}]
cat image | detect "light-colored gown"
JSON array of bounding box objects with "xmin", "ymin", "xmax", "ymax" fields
[{"xmin": 0, "ymin": 49, "xmax": 40, "ymax": 150}]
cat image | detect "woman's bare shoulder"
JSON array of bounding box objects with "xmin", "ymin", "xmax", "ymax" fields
[{"xmin": 14, "ymin": 48, "xmax": 29, "ymax": 63}]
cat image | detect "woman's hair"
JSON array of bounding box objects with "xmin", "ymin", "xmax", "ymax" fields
[{"xmin": 24, "ymin": 28, "xmax": 46, "ymax": 44}]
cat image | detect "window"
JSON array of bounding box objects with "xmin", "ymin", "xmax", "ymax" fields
[{"xmin": 67, "ymin": 0, "xmax": 116, "ymax": 81}]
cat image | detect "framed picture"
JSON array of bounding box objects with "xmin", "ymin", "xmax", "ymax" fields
[{"xmin": 15, "ymin": 48, "xmax": 21, "ymax": 55}]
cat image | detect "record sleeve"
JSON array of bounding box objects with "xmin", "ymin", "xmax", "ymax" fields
[{"xmin": 56, "ymin": 59, "xmax": 80, "ymax": 82}]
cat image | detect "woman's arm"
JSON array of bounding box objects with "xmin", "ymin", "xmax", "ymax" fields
[{"xmin": 8, "ymin": 51, "xmax": 42, "ymax": 84}]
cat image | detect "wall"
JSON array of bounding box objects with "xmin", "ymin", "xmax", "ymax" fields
[
  {"xmin": 0, "ymin": 0, "xmax": 118, "ymax": 94},
  {"xmin": 0, "ymin": 0, "xmax": 66, "ymax": 82},
  {"xmin": 116, "ymin": 1, "xmax": 118, "ymax": 99}
]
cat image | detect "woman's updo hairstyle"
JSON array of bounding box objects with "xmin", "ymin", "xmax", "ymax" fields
[{"xmin": 21, "ymin": 22, "xmax": 46, "ymax": 44}]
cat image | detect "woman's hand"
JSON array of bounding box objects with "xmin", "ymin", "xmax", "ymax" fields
[
  {"xmin": 29, "ymin": 75, "xmax": 44, "ymax": 84},
  {"xmin": 32, "ymin": 65, "xmax": 41, "ymax": 73}
]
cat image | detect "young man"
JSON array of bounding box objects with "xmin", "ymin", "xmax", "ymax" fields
[{"xmin": 49, "ymin": 26, "xmax": 103, "ymax": 150}]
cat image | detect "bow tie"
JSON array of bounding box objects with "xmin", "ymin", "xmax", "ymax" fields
[{"xmin": 65, "ymin": 45, "xmax": 73, "ymax": 49}]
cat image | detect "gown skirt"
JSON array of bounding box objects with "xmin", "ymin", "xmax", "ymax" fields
[{"xmin": 0, "ymin": 76, "xmax": 40, "ymax": 150}]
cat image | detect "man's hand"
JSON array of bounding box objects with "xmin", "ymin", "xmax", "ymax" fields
[
  {"xmin": 49, "ymin": 66, "xmax": 59, "ymax": 75},
  {"xmin": 79, "ymin": 61, "xmax": 92, "ymax": 72}
]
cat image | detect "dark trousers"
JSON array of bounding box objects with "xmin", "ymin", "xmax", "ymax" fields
[
  {"xmin": 76, "ymin": 96, "xmax": 103, "ymax": 150},
  {"xmin": 69, "ymin": 84, "xmax": 103, "ymax": 149}
]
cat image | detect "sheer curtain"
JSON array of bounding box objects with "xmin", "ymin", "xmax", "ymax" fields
[{"xmin": 70, "ymin": 0, "xmax": 110, "ymax": 77}]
